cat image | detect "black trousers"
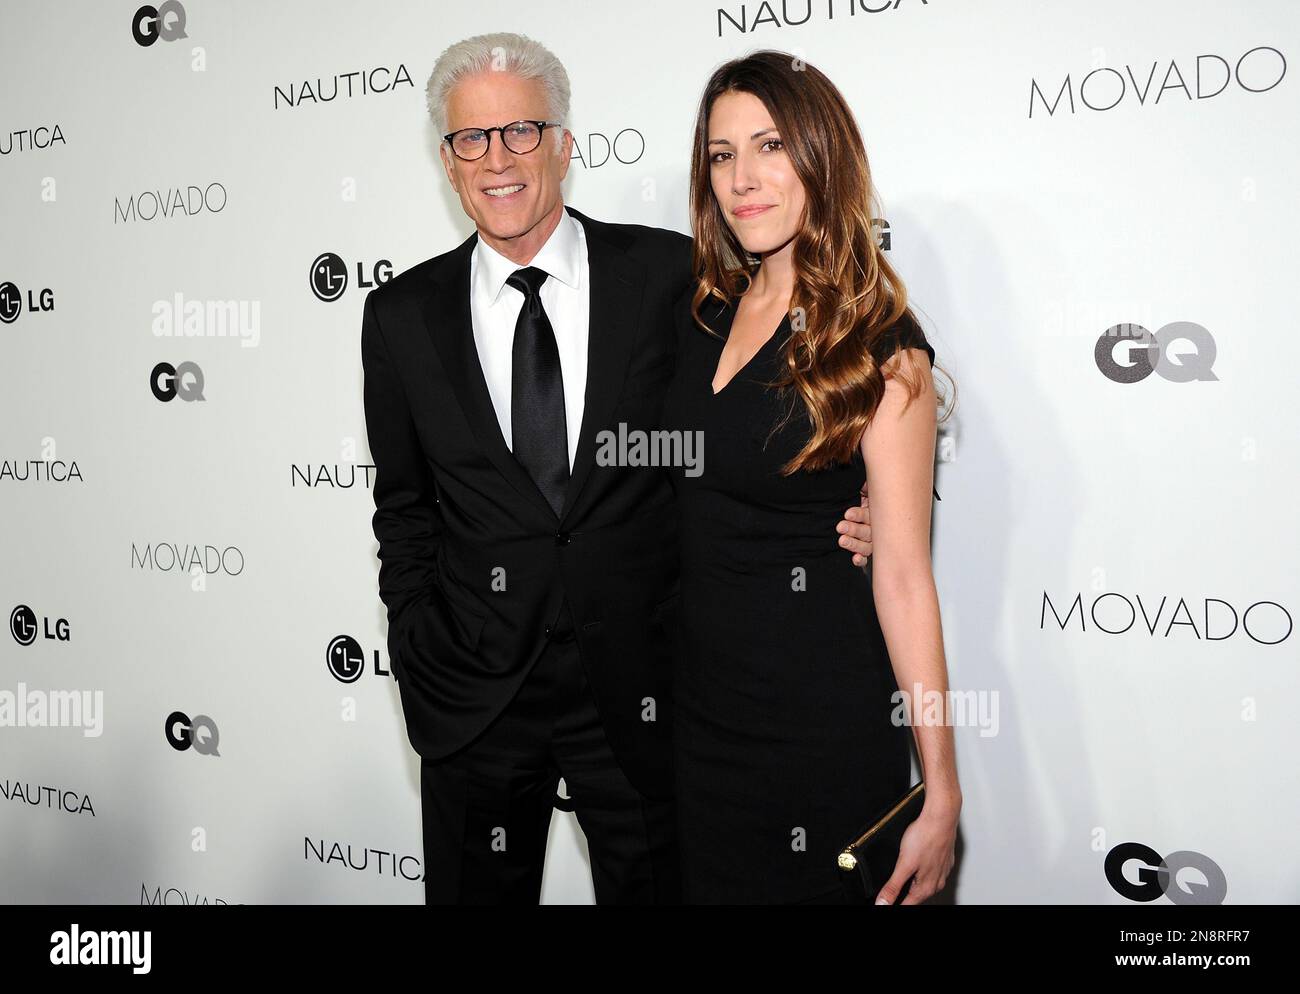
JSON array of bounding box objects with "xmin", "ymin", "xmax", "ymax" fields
[{"xmin": 418, "ymin": 606, "xmax": 681, "ymax": 904}]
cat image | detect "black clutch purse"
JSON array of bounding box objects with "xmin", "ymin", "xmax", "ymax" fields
[{"xmin": 836, "ymin": 781, "xmax": 926, "ymax": 903}]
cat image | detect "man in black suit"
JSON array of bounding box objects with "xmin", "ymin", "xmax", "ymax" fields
[{"xmin": 361, "ymin": 32, "xmax": 874, "ymax": 904}]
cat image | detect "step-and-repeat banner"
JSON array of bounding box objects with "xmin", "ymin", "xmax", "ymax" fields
[{"xmin": 2, "ymin": 0, "xmax": 1296, "ymax": 904}]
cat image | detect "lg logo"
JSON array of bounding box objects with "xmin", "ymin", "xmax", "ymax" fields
[
  {"xmin": 1105, "ymin": 842, "xmax": 1226, "ymax": 905},
  {"xmin": 1095, "ymin": 322, "xmax": 1218, "ymax": 383},
  {"xmin": 165, "ymin": 711, "xmax": 220, "ymax": 756},
  {"xmin": 327, "ymin": 635, "xmax": 364, "ymax": 683},
  {"xmin": 132, "ymin": 2, "xmax": 188, "ymax": 47},
  {"xmin": 10, "ymin": 605, "xmax": 37, "ymax": 645},
  {"xmin": 10, "ymin": 604, "xmax": 70, "ymax": 645},
  {"xmin": 0, "ymin": 281, "xmax": 55, "ymax": 324},
  {"xmin": 326, "ymin": 635, "xmax": 394, "ymax": 682},
  {"xmin": 309, "ymin": 253, "xmax": 392, "ymax": 303},
  {"xmin": 150, "ymin": 361, "xmax": 205, "ymax": 401}
]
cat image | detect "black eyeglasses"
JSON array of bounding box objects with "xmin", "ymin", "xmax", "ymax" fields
[{"xmin": 442, "ymin": 120, "xmax": 560, "ymax": 161}]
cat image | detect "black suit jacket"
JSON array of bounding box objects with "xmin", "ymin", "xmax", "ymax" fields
[{"xmin": 361, "ymin": 204, "xmax": 693, "ymax": 800}]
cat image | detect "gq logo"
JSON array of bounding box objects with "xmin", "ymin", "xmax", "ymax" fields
[
  {"xmin": 326, "ymin": 634, "xmax": 394, "ymax": 682},
  {"xmin": 132, "ymin": 2, "xmax": 188, "ymax": 46},
  {"xmin": 165, "ymin": 711, "xmax": 220, "ymax": 756},
  {"xmin": 309, "ymin": 253, "xmax": 393, "ymax": 303},
  {"xmin": 1095, "ymin": 322, "xmax": 1218, "ymax": 383},
  {"xmin": 9, "ymin": 604, "xmax": 70, "ymax": 645},
  {"xmin": 1104, "ymin": 842, "xmax": 1226, "ymax": 905},
  {"xmin": 0, "ymin": 281, "xmax": 55, "ymax": 324},
  {"xmin": 151, "ymin": 361, "xmax": 205, "ymax": 401}
]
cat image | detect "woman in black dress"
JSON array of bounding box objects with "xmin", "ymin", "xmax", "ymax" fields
[{"xmin": 661, "ymin": 51, "xmax": 962, "ymax": 904}]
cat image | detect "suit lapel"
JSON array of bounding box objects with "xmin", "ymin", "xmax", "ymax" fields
[
  {"xmin": 419, "ymin": 205, "xmax": 645, "ymax": 526},
  {"xmin": 560, "ymin": 205, "xmax": 644, "ymax": 524},
  {"xmin": 421, "ymin": 233, "xmax": 557, "ymax": 522}
]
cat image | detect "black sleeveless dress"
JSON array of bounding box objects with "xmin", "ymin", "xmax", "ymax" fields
[{"xmin": 659, "ymin": 289, "xmax": 936, "ymax": 904}]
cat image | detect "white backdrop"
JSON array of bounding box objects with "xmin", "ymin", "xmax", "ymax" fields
[{"xmin": 2, "ymin": 0, "xmax": 1296, "ymax": 904}]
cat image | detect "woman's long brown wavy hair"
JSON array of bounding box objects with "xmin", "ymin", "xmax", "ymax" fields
[{"xmin": 688, "ymin": 50, "xmax": 953, "ymax": 474}]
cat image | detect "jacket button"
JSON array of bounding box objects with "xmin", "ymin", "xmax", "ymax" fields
[{"xmin": 555, "ymin": 532, "xmax": 571, "ymax": 546}]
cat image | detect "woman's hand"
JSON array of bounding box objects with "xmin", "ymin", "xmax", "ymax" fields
[{"xmin": 875, "ymin": 797, "xmax": 959, "ymax": 904}]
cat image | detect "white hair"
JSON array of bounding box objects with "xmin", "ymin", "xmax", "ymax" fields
[{"xmin": 426, "ymin": 32, "xmax": 571, "ymax": 148}]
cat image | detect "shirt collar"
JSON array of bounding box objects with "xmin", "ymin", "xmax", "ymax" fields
[{"xmin": 472, "ymin": 208, "xmax": 582, "ymax": 305}]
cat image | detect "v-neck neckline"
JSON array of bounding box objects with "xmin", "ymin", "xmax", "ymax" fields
[{"xmin": 709, "ymin": 300, "xmax": 787, "ymax": 397}]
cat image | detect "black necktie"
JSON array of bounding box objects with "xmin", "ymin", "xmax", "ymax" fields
[{"xmin": 508, "ymin": 266, "xmax": 568, "ymax": 518}]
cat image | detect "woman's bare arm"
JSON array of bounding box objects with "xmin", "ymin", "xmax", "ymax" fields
[{"xmin": 859, "ymin": 347, "xmax": 960, "ymax": 902}]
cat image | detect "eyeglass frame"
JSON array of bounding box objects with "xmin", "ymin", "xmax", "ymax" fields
[{"xmin": 441, "ymin": 120, "xmax": 562, "ymax": 161}]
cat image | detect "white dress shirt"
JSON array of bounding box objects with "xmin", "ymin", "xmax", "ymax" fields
[{"xmin": 469, "ymin": 209, "xmax": 589, "ymax": 472}]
